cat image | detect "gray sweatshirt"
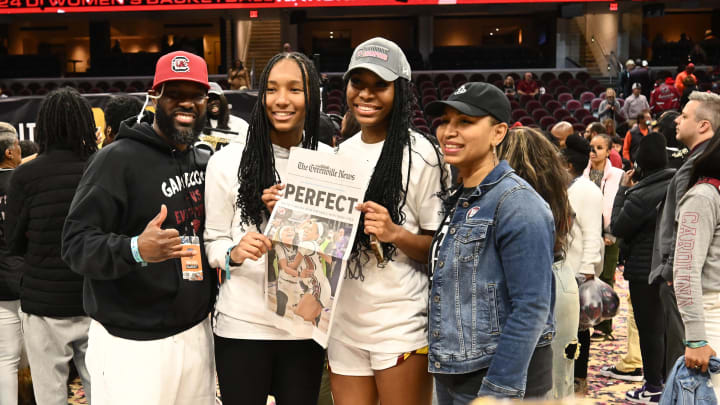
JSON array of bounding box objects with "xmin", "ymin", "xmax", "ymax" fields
[
  {"xmin": 674, "ymin": 183, "xmax": 720, "ymax": 341},
  {"xmin": 650, "ymin": 141, "xmax": 709, "ymax": 284}
]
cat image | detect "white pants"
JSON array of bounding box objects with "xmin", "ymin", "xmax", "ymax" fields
[
  {"xmin": 702, "ymin": 293, "xmax": 720, "ymax": 398},
  {"xmin": 19, "ymin": 310, "xmax": 91, "ymax": 405},
  {"xmin": 548, "ymin": 263, "xmax": 579, "ymax": 399},
  {"xmin": 86, "ymin": 318, "xmax": 216, "ymax": 405},
  {"xmin": 0, "ymin": 300, "xmax": 21, "ymax": 405}
]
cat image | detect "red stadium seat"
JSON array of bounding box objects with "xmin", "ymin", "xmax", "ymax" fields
[
  {"xmin": 545, "ymin": 100, "xmax": 562, "ymax": 113},
  {"xmin": 558, "ymin": 71, "xmax": 573, "ymax": 81},
  {"xmin": 539, "ymin": 93, "xmax": 554, "ymax": 105},
  {"xmin": 591, "ymin": 98, "xmax": 603, "ymax": 112},
  {"xmin": 553, "ymin": 109, "xmax": 571, "ymax": 121},
  {"xmin": 525, "ymin": 100, "xmax": 542, "ymax": 112},
  {"xmin": 574, "ymin": 108, "xmax": 591, "ymax": 120},
  {"xmin": 487, "ymin": 73, "xmax": 502, "ymax": 83},
  {"xmin": 518, "ymin": 116, "xmax": 535, "ymax": 126},
  {"xmin": 554, "ymin": 86, "xmax": 571, "ymax": 96},
  {"xmin": 469, "ymin": 73, "xmax": 485, "ymax": 82},
  {"xmin": 434, "ymin": 74, "xmax": 450, "ymax": 85},
  {"xmin": 422, "ymin": 95, "xmax": 438, "ymax": 107},
  {"xmin": 540, "ymin": 72, "xmax": 556, "ymax": 82},
  {"xmin": 416, "ymin": 74, "xmax": 432, "ymax": 84},
  {"xmin": 566, "ymin": 99, "xmax": 582, "ymax": 112},
  {"xmin": 532, "ymin": 108, "xmax": 550, "ymax": 122},
  {"xmin": 580, "ymin": 91, "xmax": 595, "ymax": 106},
  {"xmin": 452, "ymin": 74, "xmax": 467, "ymax": 87},
  {"xmin": 567, "ymin": 78, "xmax": 582, "ymax": 89},
  {"xmin": 512, "ymin": 109, "xmax": 529, "ymax": 121},
  {"xmin": 422, "ymin": 88, "xmax": 437, "ymax": 98},
  {"xmin": 412, "ymin": 117, "xmax": 428, "ymax": 127},
  {"xmin": 519, "ymin": 94, "xmax": 533, "ymax": 107},
  {"xmin": 539, "ymin": 116, "xmax": 557, "ymax": 130},
  {"xmin": 557, "ymin": 93, "xmax": 573, "ymax": 105},
  {"xmin": 576, "ymin": 72, "xmax": 591, "ymax": 82},
  {"xmin": 573, "ymin": 123, "xmax": 586, "ymax": 132},
  {"xmin": 546, "ymin": 79, "xmax": 563, "ymax": 91},
  {"xmin": 582, "ymin": 115, "xmax": 597, "ymax": 126},
  {"xmin": 592, "ymin": 84, "xmax": 606, "ymax": 96}
]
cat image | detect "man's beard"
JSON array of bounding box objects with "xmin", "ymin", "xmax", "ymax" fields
[{"xmin": 156, "ymin": 106, "xmax": 205, "ymax": 146}]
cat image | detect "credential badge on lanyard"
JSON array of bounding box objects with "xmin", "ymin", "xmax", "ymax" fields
[{"xmin": 181, "ymin": 235, "xmax": 203, "ymax": 281}]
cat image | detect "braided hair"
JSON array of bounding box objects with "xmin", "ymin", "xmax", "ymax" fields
[
  {"xmin": 236, "ymin": 52, "xmax": 321, "ymax": 228},
  {"xmin": 346, "ymin": 77, "xmax": 449, "ymax": 280},
  {"xmin": 35, "ymin": 87, "xmax": 98, "ymax": 160}
]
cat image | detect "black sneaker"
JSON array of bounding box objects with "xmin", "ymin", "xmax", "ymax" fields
[
  {"xmin": 599, "ymin": 366, "xmax": 644, "ymax": 382},
  {"xmin": 626, "ymin": 383, "xmax": 662, "ymax": 403},
  {"xmin": 590, "ymin": 331, "xmax": 615, "ymax": 341}
]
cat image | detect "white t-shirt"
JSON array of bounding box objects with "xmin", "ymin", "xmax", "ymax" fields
[
  {"xmin": 332, "ymin": 130, "xmax": 447, "ymax": 352},
  {"xmin": 204, "ymin": 138, "xmax": 332, "ymax": 340},
  {"xmin": 563, "ymin": 177, "xmax": 604, "ymax": 277}
]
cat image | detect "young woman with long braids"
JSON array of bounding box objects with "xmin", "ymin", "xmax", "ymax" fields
[
  {"xmin": 425, "ymin": 83, "xmax": 555, "ymax": 402},
  {"xmin": 203, "ymin": 52, "xmax": 331, "ymax": 404},
  {"xmin": 328, "ymin": 38, "xmax": 449, "ymax": 405}
]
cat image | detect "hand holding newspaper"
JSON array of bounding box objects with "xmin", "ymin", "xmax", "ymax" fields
[{"xmin": 264, "ymin": 147, "xmax": 371, "ymax": 347}]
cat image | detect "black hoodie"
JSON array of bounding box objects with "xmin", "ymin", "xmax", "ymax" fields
[{"xmin": 62, "ymin": 117, "xmax": 215, "ymax": 340}]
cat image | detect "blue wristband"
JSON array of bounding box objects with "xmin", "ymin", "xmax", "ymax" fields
[
  {"xmin": 684, "ymin": 340, "xmax": 709, "ymax": 348},
  {"xmin": 224, "ymin": 246, "xmax": 235, "ymax": 281},
  {"xmin": 131, "ymin": 236, "xmax": 148, "ymax": 267}
]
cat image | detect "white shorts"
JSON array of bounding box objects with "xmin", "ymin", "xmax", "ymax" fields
[{"xmin": 327, "ymin": 337, "xmax": 427, "ymax": 376}]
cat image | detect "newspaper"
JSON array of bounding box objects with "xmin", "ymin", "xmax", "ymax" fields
[{"xmin": 264, "ymin": 147, "xmax": 371, "ymax": 347}]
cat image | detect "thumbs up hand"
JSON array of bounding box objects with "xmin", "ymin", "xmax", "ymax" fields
[{"xmin": 137, "ymin": 205, "xmax": 194, "ymax": 263}]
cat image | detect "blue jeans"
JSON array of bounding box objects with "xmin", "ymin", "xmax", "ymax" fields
[{"xmin": 435, "ymin": 378, "xmax": 478, "ymax": 405}]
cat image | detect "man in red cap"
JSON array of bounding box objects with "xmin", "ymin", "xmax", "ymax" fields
[
  {"xmin": 651, "ymin": 76, "xmax": 681, "ymax": 114},
  {"xmin": 675, "ymin": 63, "xmax": 697, "ymax": 94},
  {"xmin": 62, "ymin": 51, "xmax": 216, "ymax": 404}
]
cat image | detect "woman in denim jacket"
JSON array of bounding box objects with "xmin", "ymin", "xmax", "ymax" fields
[{"xmin": 424, "ymin": 83, "xmax": 556, "ymax": 402}]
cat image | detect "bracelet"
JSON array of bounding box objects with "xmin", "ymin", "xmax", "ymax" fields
[
  {"xmin": 684, "ymin": 340, "xmax": 709, "ymax": 348},
  {"xmin": 224, "ymin": 246, "xmax": 235, "ymax": 281},
  {"xmin": 130, "ymin": 236, "xmax": 148, "ymax": 267}
]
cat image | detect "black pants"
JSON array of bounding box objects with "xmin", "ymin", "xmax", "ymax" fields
[
  {"xmin": 659, "ymin": 281, "xmax": 686, "ymax": 378},
  {"xmin": 214, "ymin": 335, "xmax": 325, "ymax": 405},
  {"xmin": 574, "ymin": 329, "xmax": 591, "ymax": 379},
  {"xmin": 629, "ymin": 280, "xmax": 665, "ymax": 387}
]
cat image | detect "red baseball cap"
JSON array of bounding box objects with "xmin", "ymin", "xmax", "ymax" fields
[{"xmin": 152, "ymin": 51, "xmax": 209, "ymax": 91}]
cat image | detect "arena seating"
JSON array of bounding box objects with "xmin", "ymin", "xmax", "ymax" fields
[{"xmin": 3, "ymin": 65, "xmax": 717, "ymax": 139}]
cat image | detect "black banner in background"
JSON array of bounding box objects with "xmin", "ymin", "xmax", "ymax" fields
[{"xmin": 0, "ymin": 91, "xmax": 257, "ymax": 141}]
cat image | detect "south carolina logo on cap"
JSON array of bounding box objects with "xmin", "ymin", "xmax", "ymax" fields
[
  {"xmin": 454, "ymin": 85, "xmax": 468, "ymax": 96},
  {"xmin": 171, "ymin": 56, "xmax": 190, "ymax": 73}
]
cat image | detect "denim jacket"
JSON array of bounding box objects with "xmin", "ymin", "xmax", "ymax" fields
[
  {"xmin": 660, "ymin": 356, "xmax": 720, "ymax": 405},
  {"xmin": 428, "ymin": 161, "xmax": 556, "ymax": 398}
]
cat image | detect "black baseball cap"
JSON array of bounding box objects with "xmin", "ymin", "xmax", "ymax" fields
[{"xmin": 424, "ymin": 82, "xmax": 511, "ymax": 124}]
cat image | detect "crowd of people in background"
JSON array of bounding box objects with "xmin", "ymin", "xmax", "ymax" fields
[{"xmin": 0, "ymin": 36, "xmax": 719, "ymax": 405}]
